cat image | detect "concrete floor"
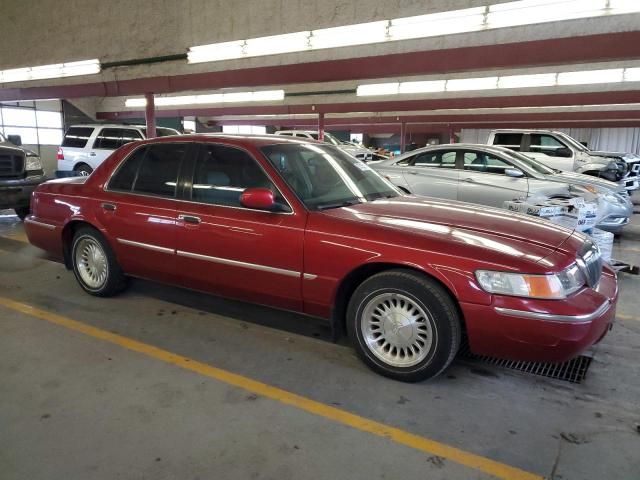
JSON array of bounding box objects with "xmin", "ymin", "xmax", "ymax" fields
[{"xmin": 1, "ymin": 202, "xmax": 639, "ymax": 480}]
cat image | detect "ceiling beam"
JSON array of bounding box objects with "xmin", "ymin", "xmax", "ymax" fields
[
  {"xmin": 98, "ymin": 90, "xmax": 640, "ymax": 120},
  {"xmin": 4, "ymin": 31, "xmax": 640, "ymax": 101}
]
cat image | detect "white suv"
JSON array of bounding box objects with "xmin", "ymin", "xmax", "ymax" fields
[
  {"xmin": 274, "ymin": 130, "xmax": 373, "ymax": 160},
  {"xmin": 56, "ymin": 124, "xmax": 179, "ymax": 177}
]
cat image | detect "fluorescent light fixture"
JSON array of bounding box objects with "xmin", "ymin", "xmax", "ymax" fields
[
  {"xmin": 624, "ymin": 67, "xmax": 640, "ymax": 82},
  {"xmin": 186, "ymin": 1, "xmax": 640, "ymax": 64},
  {"xmin": 357, "ymin": 65, "xmax": 640, "ymax": 97},
  {"xmin": 356, "ymin": 83, "xmax": 399, "ymax": 96},
  {"xmin": 245, "ymin": 31, "xmax": 311, "ymax": 57},
  {"xmin": 125, "ymin": 90, "xmax": 285, "ymax": 108},
  {"xmin": 388, "ymin": 7, "xmax": 486, "ymax": 40},
  {"xmin": 0, "ymin": 59, "xmax": 100, "ymax": 83},
  {"xmin": 446, "ymin": 76, "xmax": 498, "ymax": 91},
  {"xmin": 497, "ymin": 73, "xmax": 557, "ymax": 88},
  {"xmin": 488, "ymin": 0, "xmax": 605, "ymax": 28},
  {"xmin": 398, "ymin": 80, "xmax": 446, "ymax": 94},
  {"xmin": 557, "ymin": 68, "xmax": 624, "ymax": 85},
  {"xmin": 187, "ymin": 40, "xmax": 246, "ymax": 63},
  {"xmin": 309, "ymin": 21, "xmax": 389, "ymax": 50}
]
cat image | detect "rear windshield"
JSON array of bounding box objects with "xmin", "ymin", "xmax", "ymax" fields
[{"xmin": 61, "ymin": 127, "xmax": 94, "ymax": 148}]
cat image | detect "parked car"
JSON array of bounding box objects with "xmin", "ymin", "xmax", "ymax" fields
[
  {"xmin": 0, "ymin": 133, "xmax": 46, "ymax": 220},
  {"xmin": 274, "ymin": 130, "xmax": 373, "ymax": 160},
  {"xmin": 25, "ymin": 135, "xmax": 617, "ymax": 382},
  {"xmin": 57, "ymin": 124, "xmax": 180, "ymax": 177},
  {"xmin": 487, "ymin": 129, "xmax": 640, "ymax": 192},
  {"xmin": 373, "ymin": 144, "xmax": 632, "ymax": 233}
]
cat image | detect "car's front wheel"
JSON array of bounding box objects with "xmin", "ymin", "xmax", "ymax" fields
[
  {"xmin": 71, "ymin": 227, "xmax": 127, "ymax": 296},
  {"xmin": 347, "ymin": 269, "xmax": 461, "ymax": 382}
]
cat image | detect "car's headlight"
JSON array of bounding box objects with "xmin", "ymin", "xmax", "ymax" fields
[
  {"xmin": 476, "ymin": 264, "xmax": 585, "ymax": 299},
  {"xmin": 25, "ymin": 155, "xmax": 42, "ymax": 171}
]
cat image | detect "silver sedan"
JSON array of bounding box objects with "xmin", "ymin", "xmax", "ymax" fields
[{"xmin": 372, "ymin": 144, "xmax": 632, "ymax": 233}]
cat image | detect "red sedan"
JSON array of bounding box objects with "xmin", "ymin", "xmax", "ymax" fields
[{"xmin": 25, "ymin": 135, "xmax": 617, "ymax": 381}]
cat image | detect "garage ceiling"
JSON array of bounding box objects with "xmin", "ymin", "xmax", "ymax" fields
[{"xmin": 2, "ymin": 1, "xmax": 640, "ymax": 132}]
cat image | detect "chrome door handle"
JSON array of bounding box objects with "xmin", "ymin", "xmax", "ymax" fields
[
  {"xmin": 463, "ymin": 177, "xmax": 475, "ymax": 183},
  {"xmin": 101, "ymin": 202, "xmax": 116, "ymax": 211},
  {"xmin": 408, "ymin": 171, "xmax": 419, "ymax": 175},
  {"xmin": 178, "ymin": 214, "xmax": 201, "ymax": 225}
]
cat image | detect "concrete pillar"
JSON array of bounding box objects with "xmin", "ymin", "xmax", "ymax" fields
[
  {"xmin": 400, "ymin": 122, "xmax": 406, "ymax": 153},
  {"xmin": 318, "ymin": 112, "xmax": 324, "ymax": 142},
  {"xmin": 145, "ymin": 93, "xmax": 156, "ymax": 138}
]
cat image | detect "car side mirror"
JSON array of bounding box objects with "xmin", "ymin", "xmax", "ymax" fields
[
  {"xmin": 505, "ymin": 168, "xmax": 525, "ymax": 178},
  {"xmin": 240, "ymin": 187, "xmax": 276, "ymax": 211},
  {"xmin": 555, "ymin": 147, "xmax": 572, "ymax": 158},
  {"xmin": 7, "ymin": 135, "xmax": 22, "ymax": 146}
]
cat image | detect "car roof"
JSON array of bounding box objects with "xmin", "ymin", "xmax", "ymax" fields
[
  {"xmin": 491, "ymin": 129, "xmax": 557, "ymax": 134},
  {"xmin": 129, "ymin": 132, "xmax": 327, "ymax": 148},
  {"xmin": 66, "ymin": 124, "xmax": 177, "ymax": 130},
  {"xmin": 387, "ymin": 143, "xmax": 517, "ymax": 161}
]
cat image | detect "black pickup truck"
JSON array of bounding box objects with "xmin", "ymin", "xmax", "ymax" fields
[{"xmin": 0, "ymin": 133, "xmax": 47, "ymax": 220}]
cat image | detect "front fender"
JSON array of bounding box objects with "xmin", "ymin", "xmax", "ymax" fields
[{"xmin": 575, "ymin": 163, "xmax": 607, "ymax": 174}]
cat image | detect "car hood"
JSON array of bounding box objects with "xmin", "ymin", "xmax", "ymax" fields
[
  {"xmin": 546, "ymin": 171, "xmax": 622, "ymax": 193},
  {"xmin": 321, "ymin": 196, "xmax": 577, "ymax": 264},
  {"xmin": 588, "ymin": 150, "xmax": 639, "ymax": 162}
]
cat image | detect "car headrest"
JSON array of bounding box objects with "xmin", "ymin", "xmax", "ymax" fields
[{"xmin": 207, "ymin": 171, "xmax": 230, "ymax": 186}]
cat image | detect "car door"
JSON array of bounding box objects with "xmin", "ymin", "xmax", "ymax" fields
[
  {"xmin": 174, "ymin": 142, "xmax": 305, "ymax": 312},
  {"xmin": 523, "ymin": 133, "xmax": 576, "ymax": 172},
  {"xmin": 402, "ymin": 149, "xmax": 459, "ymax": 199},
  {"xmin": 97, "ymin": 142, "xmax": 187, "ymax": 284},
  {"xmin": 457, "ymin": 150, "xmax": 530, "ymax": 207}
]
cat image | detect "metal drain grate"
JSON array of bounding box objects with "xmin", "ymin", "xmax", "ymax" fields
[{"xmin": 459, "ymin": 344, "xmax": 593, "ymax": 384}]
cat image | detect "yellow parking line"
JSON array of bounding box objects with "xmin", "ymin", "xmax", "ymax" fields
[
  {"xmin": 618, "ymin": 313, "xmax": 640, "ymax": 322},
  {"xmin": 0, "ymin": 296, "xmax": 541, "ymax": 480}
]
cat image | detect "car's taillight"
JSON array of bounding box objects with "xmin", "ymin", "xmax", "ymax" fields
[{"xmin": 57, "ymin": 147, "xmax": 64, "ymax": 161}]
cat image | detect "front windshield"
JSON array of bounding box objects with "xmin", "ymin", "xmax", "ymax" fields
[
  {"xmin": 261, "ymin": 143, "xmax": 400, "ymax": 210},
  {"xmin": 502, "ymin": 149, "xmax": 556, "ymax": 175},
  {"xmin": 556, "ymin": 132, "xmax": 588, "ymax": 152}
]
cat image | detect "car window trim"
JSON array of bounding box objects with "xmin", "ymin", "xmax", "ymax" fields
[{"xmin": 181, "ymin": 142, "xmax": 296, "ymax": 215}]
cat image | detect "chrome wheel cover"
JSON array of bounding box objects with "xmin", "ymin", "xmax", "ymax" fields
[
  {"xmin": 361, "ymin": 292, "xmax": 434, "ymax": 368},
  {"xmin": 75, "ymin": 237, "xmax": 108, "ymax": 289},
  {"xmin": 78, "ymin": 170, "xmax": 90, "ymax": 177}
]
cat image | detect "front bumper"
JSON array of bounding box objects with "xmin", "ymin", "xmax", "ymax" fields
[
  {"xmin": 460, "ymin": 265, "xmax": 617, "ymax": 362},
  {"xmin": 0, "ymin": 175, "xmax": 45, "ymax": 209}
]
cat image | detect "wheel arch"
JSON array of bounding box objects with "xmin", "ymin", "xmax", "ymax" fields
[
  {"xmin": 61, "ymin": 219, "xmax": 109, "ymax": 269},
  {"xmin": 330, "ymin": 262, "xmax": 464, "ymax": 339}
]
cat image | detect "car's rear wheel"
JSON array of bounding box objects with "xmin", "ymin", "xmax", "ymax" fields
[
  {"xmin": 14, "ymin": 206, "xmax": 29, "ymax": 221},
  {"xmin": 75, "ymin": 163, "xmax": 93, "ymax": 176},
  {"xmin": 71, "ymin": 227, "xmax": 127, "ymax": 296},
  {"xmin": 347, "ymin": 269, "xmax": 461, "ymax": 382}
]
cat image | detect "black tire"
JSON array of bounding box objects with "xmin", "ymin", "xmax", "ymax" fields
[
  {"xmin": 346, "ymin": 269, "xmax": 461, "ymax": 382},
  {"xmin": 74, "ymin": 163, "xmax": 93, "ymax": 177},
  {"xmin": 14, "ymin": 206, "xmax": 29, "ymax": 221},
  {"xmin": 71, "ymin": 226, "xmax": 127, "ymax": 296}
]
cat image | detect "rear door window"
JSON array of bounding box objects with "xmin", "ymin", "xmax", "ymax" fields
[
  {"xmin": 412, "ymin": 150, "xmax": 457, "ymax": 168},
  {"xmin": 93, "ymin": 128, "xmax": 143, "ymax": 150},
  {"xmin": 493, "ymin": 133, "xmax": 523, "ymax": 151},
  {"xmin": 93, "ymin": 128, "xmax": 124, "ymax": 150},
  {"xmin": 132, "ymin": 143, "xmax": 187, "ymax": 197},
  {"xmin": 61, "ymin": 127, "xmax": 94, "ymax": 148},
  {"xmin": 108, "ymin": 147, "xmax": 147, "ymax": 191}
]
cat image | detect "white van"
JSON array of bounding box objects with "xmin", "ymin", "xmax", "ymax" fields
[
  {"xmin": 56, "ymin": 124, "xmax": 179, "ymax": 176},
  {"xmin": 487, "ymin": 129, "xmax": 639, "ymax": 191}
]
